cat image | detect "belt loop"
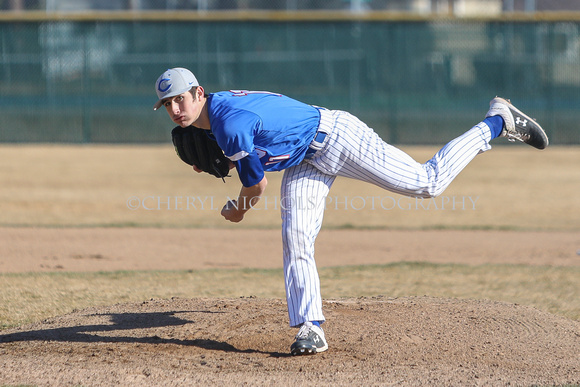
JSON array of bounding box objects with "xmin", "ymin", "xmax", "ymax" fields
[
  {"xmin": 304, "ymin": 106, "xmax": 332, "ymax": 160},
  {"xmin": 309, "ymin": 131, "xmax": 326, "ymax": 153}
]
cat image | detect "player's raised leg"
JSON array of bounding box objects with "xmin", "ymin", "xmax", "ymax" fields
[
  {"xmin": 306, "ymin": 109, "xmax": 490, "ymax": 198},
  {"xmin": 307, "ymin": 98, "xmax": 547, "ymax": 199}
]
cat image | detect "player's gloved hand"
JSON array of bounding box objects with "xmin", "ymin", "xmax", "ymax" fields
[
  {"xmin": 193, "ymin": 161, "xmax": 234, "ymax": 174},
  {"xmin": 171, "ymin": 125, "xmax": 231, "ymax": 181},
  {"xmin": 221, "ymin": 200, "xmax": 245, "ymax": 223}
]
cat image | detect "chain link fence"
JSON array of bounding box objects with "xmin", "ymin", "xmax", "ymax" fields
[{"xmin": 1, "ymin": 15, "xmax": 579, "ymax": 144}]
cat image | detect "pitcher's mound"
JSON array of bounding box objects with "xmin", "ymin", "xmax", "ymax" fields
[{"xmin": 1, "ymin": 296, "xmax": 579, "ymax": 386}]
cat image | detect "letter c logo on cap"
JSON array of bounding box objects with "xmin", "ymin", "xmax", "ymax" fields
[{"xmin": 158, "ymin": 78, "xmax": 171, "ymax": 93}]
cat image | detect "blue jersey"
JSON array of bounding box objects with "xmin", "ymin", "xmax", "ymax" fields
[{"xmin": 207, "ymin": 90, "xmax": 320, "ymax": 187}]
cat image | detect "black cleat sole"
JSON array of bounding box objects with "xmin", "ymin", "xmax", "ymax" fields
[{"xmin": 291, "ymin": 347, "xmax": 317, "ymax": 356}]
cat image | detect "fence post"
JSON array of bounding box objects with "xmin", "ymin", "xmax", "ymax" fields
[{"xmin": 81, "ymin": 30, "xmax": 91, "ymax": 143}]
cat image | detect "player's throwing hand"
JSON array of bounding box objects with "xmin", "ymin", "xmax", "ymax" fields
[{"xmin": 221, "ymin": 200, "xmax": 244, "ymax": 223}]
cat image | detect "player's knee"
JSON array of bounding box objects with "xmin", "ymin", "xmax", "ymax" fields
[
  {"xmin": 282, "ymin": 229, "xmax": 314, "ymax": 257},
  {"xmin": 415, "ymin": 189, "xmax": 439, "ymax": 199}
]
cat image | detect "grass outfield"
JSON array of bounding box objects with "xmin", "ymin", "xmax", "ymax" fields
[
  {"xmin": 0, "ymin": 144, "xmax": 578, "ymax": 230},
  {"xmin": 1, "ymin": 262, "xmax": 579, "ymax": 330}
]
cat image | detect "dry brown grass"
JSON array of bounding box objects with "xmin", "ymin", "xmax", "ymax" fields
[
  {"xmin": 1, "ymin": 262, "xmax": 579, "ymax": 330},
  {"xmin": 0, "ymin": 144, "xmax": 578, "ymax": 230}
]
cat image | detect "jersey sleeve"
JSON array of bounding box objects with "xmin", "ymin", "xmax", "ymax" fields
[
  {"xmin": 234, "ymin": 151, "xmax": 265, "ymax": 187},
  {"xmin": 210, "ymin": 108, "xmax": 265, "ymax": 187},
  {"xmin": 212, "ymin": 109, "xmax": 261, "ymax": 161}
]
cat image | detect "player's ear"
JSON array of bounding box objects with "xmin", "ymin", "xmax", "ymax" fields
[{"xmin": 194, "ymin": 86, "xmax": 205, "ymax": 100}]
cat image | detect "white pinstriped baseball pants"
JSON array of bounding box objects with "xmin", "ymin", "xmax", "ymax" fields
[{"xmin": 281, "ymin": 109, "xmax": 493, "ymax": 327}]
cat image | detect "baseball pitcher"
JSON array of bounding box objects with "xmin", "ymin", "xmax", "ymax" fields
[{"xmin": 153, "ymin": 67, "xmax": 548, "ymax": 356}]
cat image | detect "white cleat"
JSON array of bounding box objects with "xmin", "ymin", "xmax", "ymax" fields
[{"xmin": 486, "ymin": 97, "xmax": 549, "ymax": 149}]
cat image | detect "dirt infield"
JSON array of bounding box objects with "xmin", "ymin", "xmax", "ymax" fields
[
  {"xmin": 1, "ymin": 227, "xmax": 579, "ymax": 272},
  {"xmin": 1, "ymin": 296, "xmax": 579, "ymax": 386},
  {"xmin": 1, "ymin": 227, "xmax": 580, "ymax": 386}
]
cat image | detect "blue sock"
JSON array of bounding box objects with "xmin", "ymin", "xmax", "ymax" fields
[
  {"xmin": 484, "ymin": 115, "xmax": 504, "ymax": 139},
  {"xmin": 310, "ymin": 321, "xmax": 321, "ymax": 327}
]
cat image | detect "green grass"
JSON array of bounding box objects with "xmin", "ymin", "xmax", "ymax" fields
[{"xmin": 1, "ymin": 262, "xmax": 579, "ymax": 330}]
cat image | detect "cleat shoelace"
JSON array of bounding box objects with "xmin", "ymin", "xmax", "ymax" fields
[
  {"xmin": 505, "ymin": 131, "xmax": 529, "ymax": 142},
  {"xmin": 296, "ymin": 324, "xmax": 312, "ymax": 340}
]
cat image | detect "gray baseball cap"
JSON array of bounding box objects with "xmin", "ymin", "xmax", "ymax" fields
[{"xmin": 153, "ymin": 67, "xmax": 199, "ymax": 110}]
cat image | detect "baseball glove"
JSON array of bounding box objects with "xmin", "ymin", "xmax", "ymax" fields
[{"xmin": 171, "ymin": 125, "xmax": 231, "ymax": 181}]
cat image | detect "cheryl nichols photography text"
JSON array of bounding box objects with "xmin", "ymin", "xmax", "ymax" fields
[{"xmin": 126, "ymin": 195, "xmax": 480, "ymax": 212}]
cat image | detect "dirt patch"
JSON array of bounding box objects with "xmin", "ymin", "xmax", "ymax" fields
[
  {"xmin": 1, "ymin": 227, "xmax": 579, "ymax": 272},
  {"xmin": 1, "ymin": 297, "xmax": 578, "ymax": 386},
  {"xmin": 1, "ymin": 228, "xmax": 579, "ymax": 385}
]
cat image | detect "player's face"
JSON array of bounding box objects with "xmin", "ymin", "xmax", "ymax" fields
[{"xmin": 163, "ymin": 87, "xmax": 204, "ymax": 128}]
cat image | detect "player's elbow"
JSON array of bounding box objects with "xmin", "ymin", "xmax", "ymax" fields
[{"xmin": 242, "ymin": 175, "xmax": 268, "ymax": 196}]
